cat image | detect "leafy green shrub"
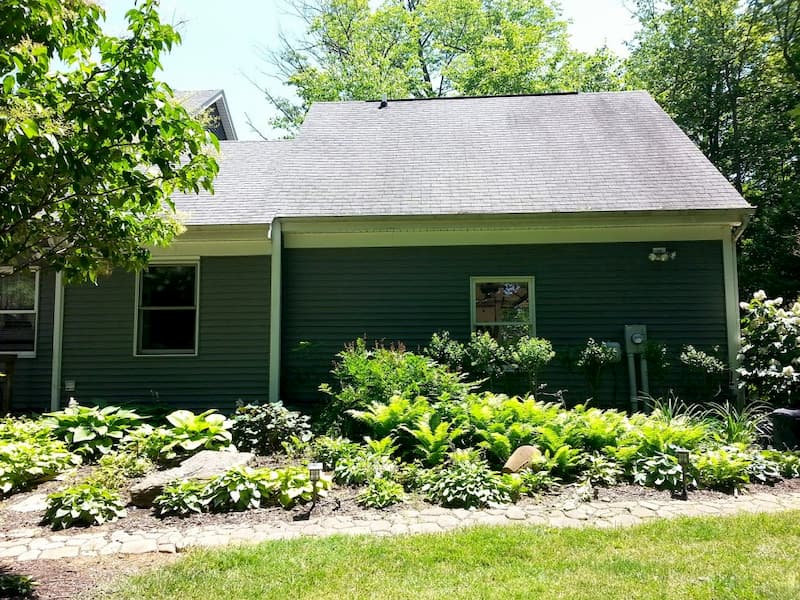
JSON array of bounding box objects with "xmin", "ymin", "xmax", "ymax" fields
[
  {"xmin": 583, "ymin": 453, "xmax": 623, "ymax": 487},
  {"xmin": 679, "ymin": 345, "xmax": 728, "ymax": 399},
  {"xmin": 394, "ymin": 461, "xmax": 427, "ymax": 492},
  {"xmin": 694, "ymin": 446, "xmax": 751, "ymax": 492},
  {"xmin": 44, "ymin": 402, "xmax": 145, "ymax": 459},
  {"xmin": 85, "ymin": 451, "xmax": 152, "ymax": 489},
  {"xmin": 310, "ymin": 436, "xmax": 361, "ymax": 470},
  {"xmin": 203, "ymin": 466, "xmax": 276, "ymax": 512},
  {"xmin": 0, "ymin": 573, "xmax": 36, "ymax": 598},
  {"xmin": 357, "ymin": 477, "xmax": 405, "ymax": 508},
  {"xmin": 230, "ymin": 401, "xmax": 312, "ymax": 455},
  {"xmin": 44, "ymin": 483, "xmax": 127, "ymax": 529},
  {"xmin": 632, "ymin": 452, "xmax": 687, "ymax": 491},
  {"xmin": 421, "ymin": 454, "xmax": 511, "ymax": 508},
  {"xmin": 320, "ymin": 339, "xmax": 472, "ymax": 433},
  {"xmin": 575, "ymin": 338, "xmax": 618, "ymax": 399},
  {"xmin": 519, "ymin": 470, "xmax": 560, "ymax": 493},
  {"xmin": 158, "ymin": 409, "xmax": 233, "ymax": 459},
  {"xmin": 511, "ymin": 336, "xmax": 555, "ymax": 392},
  {"xmin": 464, "ymin": 331, "xmax": 508, "ymax": 383},
  {"xmin": 153, "ymin": 480, "xmax": 207, "ymax": 517},
  {"xmin": 0, "ymin": 418, "xmax": 78, "ymax": 496},
  {"xmin": 738, "ymin": 291, "xmax": 800, "ymax": 406},
  {"xmin": 424, "ymin": 331, "xmax": 466, "ymax": 372},
  {"xmin": 333, "ymin": 449, "xmax": 397, "ymax": 485}
]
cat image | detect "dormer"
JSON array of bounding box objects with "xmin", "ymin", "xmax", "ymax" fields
[{"xmin": 175, "ymin": 89, "xmax": 238, "ymax": 140}]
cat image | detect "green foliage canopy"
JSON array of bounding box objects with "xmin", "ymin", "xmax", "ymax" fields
[
  {"xmin": 259, "ymin": 0, "xmax": 623, "ymax": 134},
  {"xmin": 0, "ymin": 0, "xmax": 219, "ymax": 282},
  {"xmin": 626, "ymin": 0, "xmax": 800, "ymax": 298}
]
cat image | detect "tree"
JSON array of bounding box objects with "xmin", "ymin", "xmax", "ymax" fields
[
  {"xmin": 0, "ymin": 0, "xmax": 219, "ymax": 282},
  {"xmin": 255, "ymin": 0, "xmax": 624, "ymax": 135},
  {"xmin": 627, "ymin": 0, "xmax": 800, "ymax": 299}
]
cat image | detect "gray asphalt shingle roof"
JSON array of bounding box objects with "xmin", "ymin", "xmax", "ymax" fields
[
  {"xmin": 174, "ymin": 89, "xmax": 223, "ymax": 114},
  {"xmin": 173, "ymin": 91, "xmax": 751, "ymax": 226}
]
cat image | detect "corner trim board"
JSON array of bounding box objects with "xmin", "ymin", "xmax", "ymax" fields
[
  {"xmin": 268, "ymin": 219, "xmax": 282, "ymax": 403},
  {"xmin": 50, "ymin": 271, "xmax": 64, "ymax": 411}
]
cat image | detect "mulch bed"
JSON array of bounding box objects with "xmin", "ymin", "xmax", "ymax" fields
[{"xmin": 2, "ymin": 464, "xmax": 800, "ymax": 599}]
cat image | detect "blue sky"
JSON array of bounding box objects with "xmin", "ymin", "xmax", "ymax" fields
[{"xmin": 101, "ymin": 1, "xmax": 640, "ymax": 140}]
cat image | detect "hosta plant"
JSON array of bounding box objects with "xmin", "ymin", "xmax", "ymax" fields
[
  {"xmin": 203, "ymin": 466, "xmax": 276, "ymax": 512},
  {"xmin": 762, "ymin": 450, "xmax": 800, "ymax": 478},
  {"xmin": 356, "ymin": 477, "xmax": 405, "ymax": 508},
  {"xmin": 44, "ymin": 403, "xmax": 145, "ymax": 459},
  {"xmin": 159, "ymin": 409, "xmax": 233, "ymax": 459},
  {"xmin": 632, "ymin": 452, "xmax": 687, "ymax": 491},
  {"xmin": 421, "ymin": 454, "xmax": 511, "ymax": 508},
  {"xmin": 0, "ymin": 418, "xmax": 78, "ymax": 496},
  {"xmin": 153, "ymin": 480, "xmax": 208, "ymax": 517},
  {"xmin": 43, "ymin": 483, "xmax": 127, "ymax": 529},
  {"xmin": 230, "ymin": 401, "xmax": 312, "ymax": 455},
  {"xmin": 270, "ymin": 466, "xmax": 332, "ymax": 508},
  {"xmin": 747, "ymin": 452, "xmax": 783, "ymax": 485}
]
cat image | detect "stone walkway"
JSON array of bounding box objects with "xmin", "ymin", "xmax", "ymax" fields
[{"xmin": 2, "ymin": 490, "xmax": 800, "ymax": 562}]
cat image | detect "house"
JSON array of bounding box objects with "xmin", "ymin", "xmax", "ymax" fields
[{"xmin": 3, "ymin": 91, "xmax": 753, "ymax": 414}]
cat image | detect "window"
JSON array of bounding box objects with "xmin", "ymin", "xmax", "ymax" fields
[
  {"xmin": 0, "ymin": 270, "xmax": 38, "ymax": 355},
  {"xmin": 470, "ymin": 277, "xmax": 534, "ymax": 344},
  {"xmin": 135, "ymin": 264, "xmax": 198, "ymax": 355}
]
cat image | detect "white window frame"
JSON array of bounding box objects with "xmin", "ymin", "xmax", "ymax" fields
[
  {"xmin": 0, "ymin": 269, "xmax": 40, "ymax": 359},
  {"xmin": 470, "ymin": 276, "xmax": 536, "ymax": 338},
  {"xmin": 133, "ymin": 260, "xmax": 200, "ymax": 357}
]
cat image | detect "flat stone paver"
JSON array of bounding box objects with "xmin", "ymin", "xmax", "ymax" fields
[{"xmin": 1, "ymin": 489, "xmax": 800, "ymax": 561}]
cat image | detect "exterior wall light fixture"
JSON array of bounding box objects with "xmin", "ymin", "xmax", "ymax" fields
[{"xmin": 649, "ymin": 247, "xmax": 677, "ymax": 262}]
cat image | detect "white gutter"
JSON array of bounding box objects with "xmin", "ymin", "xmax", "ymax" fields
[
  {"xmin": 268, "ymin": 219, "xmax": 282, "ymax": 403},
  {"xmin": 49, "ymin": 272, "xmax": 64, "ymax": 411}
]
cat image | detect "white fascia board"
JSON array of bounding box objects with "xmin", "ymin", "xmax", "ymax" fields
[{"xmin": 149, "ymin": 224, "xmax": 270, "ymax": 257}]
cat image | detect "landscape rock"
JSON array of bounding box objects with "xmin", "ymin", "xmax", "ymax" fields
[
  {"xmin": 502, "ymin": 445, "xmax": 542, "ymax": 473},
  {"xmin": 130, "ymin": 450, "xmax": 254, "ymax": 507}
]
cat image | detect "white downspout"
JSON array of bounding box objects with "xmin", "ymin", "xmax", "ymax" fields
[
  {"xmin": 268, "ymin": 219, "xmax": 282, "ymax": 403},
  {"xmin": 50, "ymin": 272, "xmax": 64, "ymax": 411},
  {"xmin": 722, "ymin": 230, "xmax": 743, "ymax": 407}
]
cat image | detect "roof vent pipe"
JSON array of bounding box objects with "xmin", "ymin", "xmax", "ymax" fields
[{"xmin": 379, "ymin": 93, "xmax": 388, "ymax": 109}]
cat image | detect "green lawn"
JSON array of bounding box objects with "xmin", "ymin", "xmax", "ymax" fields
[{"xmin": 104, "ymin": 511, "xmax": 800, "ymax": 600}]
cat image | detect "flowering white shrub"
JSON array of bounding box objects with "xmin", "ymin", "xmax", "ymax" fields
[{"xmin": 738, "ymin": 291, "xmax": 800, "ymax": 406}]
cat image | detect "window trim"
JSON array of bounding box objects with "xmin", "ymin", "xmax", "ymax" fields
[
  {"xmin": 133, "ymin": 260, "xmax": 200, "ymax": 357},
  {"xmin": 0, "ymin": 269, "xmax": 40, "ymax": 359},
  {"xmin": 469, "ymin": 276, "xmax": 536, "ymax": 338}
]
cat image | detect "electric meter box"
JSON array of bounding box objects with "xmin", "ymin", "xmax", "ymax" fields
[{"xmin": 624, "ymin": 324, "xmax": 648, "ymax": 355}]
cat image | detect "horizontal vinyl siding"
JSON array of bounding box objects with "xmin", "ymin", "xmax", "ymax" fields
[
  {"xmin": 281, "ymin": 241, "xmax": 727, "ymax": 409},
  {"xmin": 10, "ymin": 270, "xmax": 55, "ymax": 414},
  {"xmin": 60, "ymin": 256, "xmax": 269, "ymax": 411}
]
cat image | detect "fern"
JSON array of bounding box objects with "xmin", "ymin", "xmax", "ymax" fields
[
  {"xmin": 347, "ymin": 395, "xmax": 430, "ymax": 439},
  {"xmin": 403, "ymin": 414, "xmax": 463, "ymax": 467}
]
